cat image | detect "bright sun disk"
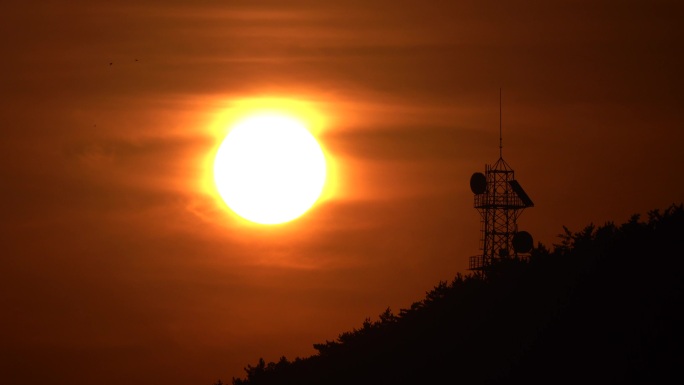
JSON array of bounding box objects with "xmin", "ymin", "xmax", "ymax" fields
[{"xmin": 213, "ymin": 113, "xmax": 327, "ymax": 225}]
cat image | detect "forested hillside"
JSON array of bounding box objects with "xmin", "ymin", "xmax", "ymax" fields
[{"xmin": 224, "ymin": 204, "xmax": 683, "ymax": 385}]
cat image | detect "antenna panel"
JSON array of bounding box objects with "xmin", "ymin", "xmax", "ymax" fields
[{"xmin": 508, "ymin": 180, "xmax": 534, "ymax": 207}]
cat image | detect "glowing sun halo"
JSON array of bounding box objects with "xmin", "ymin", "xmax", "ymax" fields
[{"xmin": 213, "ymin": 114, "xmax": 327, "ymax": 225}]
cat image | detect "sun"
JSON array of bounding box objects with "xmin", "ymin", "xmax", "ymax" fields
[{"xmin": 213, "ymin": 113, "xmax": 327, "ymax": 225}]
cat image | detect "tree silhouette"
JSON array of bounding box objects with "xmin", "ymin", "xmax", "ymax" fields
[{"xmin": 228, "ymin": 204, "xmax": 684, "ymax": 385}]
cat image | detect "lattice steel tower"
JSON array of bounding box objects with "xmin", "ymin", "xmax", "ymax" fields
[{"xmin": 469, "ymin": 91, "xmax": 534, "ymax": 276}]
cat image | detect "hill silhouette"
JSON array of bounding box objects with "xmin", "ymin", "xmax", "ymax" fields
[{"xmin": 223, "ymin": 204, "xmax": 684, "ymax": 385}]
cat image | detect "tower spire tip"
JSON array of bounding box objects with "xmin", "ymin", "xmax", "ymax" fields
[{"xmin": 499, "ymin": 88, "xmax": 502, "ymax": 158}]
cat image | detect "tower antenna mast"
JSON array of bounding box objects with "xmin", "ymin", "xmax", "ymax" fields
[{"xmin": 468, "ymin": 89, "xmax": 535, "ymax": 277}]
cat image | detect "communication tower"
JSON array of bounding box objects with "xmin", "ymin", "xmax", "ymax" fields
[{"xmin": 469, "ymin": 91, "xmax": 534, "ymax": 276}]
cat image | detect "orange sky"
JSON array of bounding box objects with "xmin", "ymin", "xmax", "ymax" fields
[{"xmin": 2, "ymin": 1, "xmax": 683, "ymax": 384}]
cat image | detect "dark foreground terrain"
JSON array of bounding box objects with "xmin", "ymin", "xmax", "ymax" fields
[{"xmin": 224, "ymin": 204, "xmax": 683, "ymax": 385}]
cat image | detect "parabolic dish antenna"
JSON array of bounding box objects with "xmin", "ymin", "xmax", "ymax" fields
[
  {"xmin": 470, "ymin": 172, "xmax": 487, "ymax": 194},
  {"xmin": 512, "ymin": 231, "xmax": 533, "ymax": 253}
]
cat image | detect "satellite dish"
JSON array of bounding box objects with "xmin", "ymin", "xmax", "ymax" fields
[
  {"xmin": 470, "ymin": 172, "xmax": 487, "ymax": 194},
  {"xmin": 512, "ymin": 231, "xmax": 533, "ymax": 253}
]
